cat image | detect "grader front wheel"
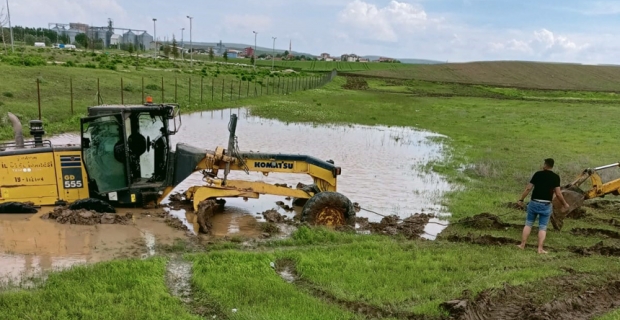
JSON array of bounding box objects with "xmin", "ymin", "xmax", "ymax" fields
[{"xmin": 301, "ymin": 192, "xmax": 355, "ymax": 227}]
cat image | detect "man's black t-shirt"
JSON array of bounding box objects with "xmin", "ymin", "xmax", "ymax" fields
[{"xmin": 530, "ymin": 170, "xmax": 561, "ymax": 201}]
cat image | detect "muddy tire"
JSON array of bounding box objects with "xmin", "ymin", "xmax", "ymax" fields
[
  {"xmin": 68, "ymin": 198, "xmax": 116, "ymax": 213},
  {"xmin": 301, "ymin": 192, "xmax": 355, "ymax": 226},
  {"xmin": 292, "ymin": 184, "xmax": 320, "ymax": 207},
  {"xmin": 0, "ymin": 202, "xmax": 38, "ymax": 214}
]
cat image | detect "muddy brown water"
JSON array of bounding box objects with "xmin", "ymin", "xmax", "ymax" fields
[{"xmin": 0, "ymin": 107, "xmax": 454, "ymax": 284}]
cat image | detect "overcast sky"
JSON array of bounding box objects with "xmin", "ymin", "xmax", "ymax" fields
[{"xmin": 4, "ymin": 0, "xmax": 620, "ymax": 64}]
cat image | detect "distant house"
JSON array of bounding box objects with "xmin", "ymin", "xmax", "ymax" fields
[
  {"xmin": 341, "ymin": 53, "xmax": 359, "ymax": 62},
  {"xmin": 226, "ymin": 49, "xmax": 240, "ymax": 59},
  {"xmin": 359, "ymin": 58, "xmax": 369, "ymax": 62},
  {"xmin": 377, "ymin": 57, "xmax": 395, "ymax": 62},
  {"xmin": 320, "ymin": 53, "xmax": 330, "ymax": 60},
  {"xmin": 325, "ymin": 57, "xmax": 334, "ymax": 62},
  {"xmin": 244, "ymin": 47, "xmax": 255, "ymax": 58},
  {"xmin": 34, "ymin": 42, "xmax": 46, "ymax": 47}
]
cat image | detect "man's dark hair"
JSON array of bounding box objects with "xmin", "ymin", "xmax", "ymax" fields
[{"xmin": 544, "ymin": 158, "xmax": 554, "ymax": 168}]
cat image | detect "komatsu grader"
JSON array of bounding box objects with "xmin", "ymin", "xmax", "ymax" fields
[{"xmin": 0, "ymin": 103, "xmax": 355, "ymax": 227}]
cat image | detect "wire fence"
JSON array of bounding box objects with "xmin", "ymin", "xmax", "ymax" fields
[{"xmin": 30, "ymin": 70, "xmax": 338, "ymax": 118}]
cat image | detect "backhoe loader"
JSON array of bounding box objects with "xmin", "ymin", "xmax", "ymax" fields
[
  {"xmin": 551, "ymin": 162, "xmax": 620, "ymax": 230},
  {"xmin": 0, "ymin": 103, "xmax": 356, "ymax": 227}
]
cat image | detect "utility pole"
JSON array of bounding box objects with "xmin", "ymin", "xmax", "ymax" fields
[
  {"xmin": 6, "ymin": 0, "xmax": 13, "ymax": 53},
  {"xmin": 252, "ymin": 31, "xmax": 257, "ymax": 68},
  {"xmin": 181, "ymin": 27, "xmax": 184, "ymax": 60},
  {"xmin": 272, "ymin": 36, "xmax": 276, "ymax": 70},
  {"xmin": 152, "ymin": 18, "xmax": 157, "ymax": 58},
  {"xmin": 187, "ymin": 16, "xmax": 193, "ymax": 68}
]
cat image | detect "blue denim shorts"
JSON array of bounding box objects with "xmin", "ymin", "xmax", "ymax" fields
[{"xmin": 526, "ymin": 200, "xmax": 552, "ymax": 231}]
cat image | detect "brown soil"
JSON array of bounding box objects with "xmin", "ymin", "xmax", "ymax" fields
[
  {"xmin": 263, "ymin": 209, "xmax": 286, "ymax": 223},
  {"xmin": 342, "ymin": 76, "xmax": 370, "ymax": 90},
  {"xmin": 196, "ymin": 199, "xmax": 218, "ymax": 234},
  {"xmin": 445, "ymin": 233, "xmax": 519, "ymax": 246},
  {"xmin": 357, "ymin": 214, "xmax": 433, "ymax": 239},
  {"xmin": 41, "ymin": 207, "xmax": 132, "ymax": 225},
  {"xmin": 440, "ymin": 274, "xmax": 620, "ymax": 320},
  {"xmin": 585, "ymin": 199, "xmax": 620, "ymax": 211},
  {"xmin": 569, "ymin": 241, "xmax": 620, "ymax": 257},
  {"xmin": 457, "ymin": 213, "xmax": 512, "ymax": 230},
  {"xmin": 274, "ymin": 258, "xmax": 432, "ymax": 320},
  {"xmin": 570, "ymin": 228, "xmax": 620, "ymax": 239}
]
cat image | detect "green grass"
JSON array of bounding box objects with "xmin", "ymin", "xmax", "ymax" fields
[
  {"xmin": 3, "ymin": 70, "xmax": 620, "ymax": 318},
  {"xmin": 0, "ymin": 257, "xmax": 199, "ymax": 320},
  {"xmin": 250, "ymin": 59, "xmax": 408, "ymax": 71},
  {"xmin": 189, "ymin": 250, "xmax": 361, "ymax": 320},
  {"xmin": 0, "ymin": 59, "xmax": 327, "ymax": 141},
  {"xmin": 597, "ymin": 309, "xmax": 620, "ymax": 320}
]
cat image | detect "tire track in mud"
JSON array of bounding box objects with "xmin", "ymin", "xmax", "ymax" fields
[
  {"xmin": 273, "ymin": 258, "xmax": 436, "ymax": 320},
  {"xmin": 165, "ymin": 258, "xmax": 228, "ymax": 319},
  {"xmin": 440, "ymin": 274, "xmax": 620, "ymax": 320}
]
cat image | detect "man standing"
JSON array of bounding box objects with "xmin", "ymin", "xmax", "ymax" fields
[{"xmin": 517, "ymin": 158, "xmax": 570, "ymax": 254}]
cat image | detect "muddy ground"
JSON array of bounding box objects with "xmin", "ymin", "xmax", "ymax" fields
[
  {"xmin": 440, "ymin": 274, "xmax": 620, "ymax": 320},
  {"xmin": 41, "ymin": 207, "xmax": 132, "ymax": 225}
]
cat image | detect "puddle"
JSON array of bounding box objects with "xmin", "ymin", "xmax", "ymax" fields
[
  {"xmin": 165, "ymin": 259, "xmax": 193, "ymax": 303},
  {"xmin": 0, "ymin": 208, "xmax": 189, "ymax": 286}
]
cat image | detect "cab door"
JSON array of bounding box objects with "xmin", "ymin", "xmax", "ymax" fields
[{"xmin": 80, "ymin": 114, "xmax": 129, "ymax": 197}]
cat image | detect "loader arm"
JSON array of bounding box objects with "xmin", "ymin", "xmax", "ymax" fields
[{"xmin": 565, "ymin": 162, "xmax": 620, "ymax": 200}]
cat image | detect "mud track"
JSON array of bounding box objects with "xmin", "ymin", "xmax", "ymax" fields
[
  {"xmin": 356, "ymin": 214, "xmax": 433, "ymax": 239},
  {"xmin": 274, "ymin": 258, "xmax": 434, "ymax": 320},
  {"xmin": 570, "ymin": 228, "xmax": 620, "ymax": 239},
  {"xmin": 440, "ymin": 274, "xmax": 620, "ymax": 320},
  {"xmin": 569, "ymin": 241, "xmax": 620, "ymax": 257},
  {"xmin": 457, "ymin": 213, "xmax": 514, "ymax": 230},
  {"xmin": 444, "ymin": 233, "xmax": 519, "ymax": 246}
]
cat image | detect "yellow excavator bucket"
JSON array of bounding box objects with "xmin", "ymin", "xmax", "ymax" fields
[{"xmin": 550, "ymin": 188, "xmax": 585, "ymax": 231}]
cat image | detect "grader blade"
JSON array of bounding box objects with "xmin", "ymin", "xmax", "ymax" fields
[{"xmin": 550, "ymin": 188, "xmax": 586, "ymax": 231}]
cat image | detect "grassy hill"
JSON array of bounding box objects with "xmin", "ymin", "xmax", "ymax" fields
[
  {"xmin": 252, "ymin": 59, "xmax": 410, "ymax": 72},
  {"xmin": 349, "ymin": 60, "xmax": 620, "ymax": 92}
]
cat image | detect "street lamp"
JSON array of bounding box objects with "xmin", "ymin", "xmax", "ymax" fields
[
  {"xmin": 181, "ymin": 27, "xmax": 184, "ymax": 60},
  {"xmin": 187, "ymin": 16, "xmax": 193, "ymax": 68},
  {"xmin": 271, "ymin": 37, "xmax": 276, "ymax": 70},
  {"xmin": 6, "ymin": 0, "xmax": 14, "ymax": 53},
  {"xmin": 252, "ymin": 31, "xmax": 257, "ymax": 68},
  {"xmin": 152, "ymin": 18, "xmax": 157, "ymax": 58}
]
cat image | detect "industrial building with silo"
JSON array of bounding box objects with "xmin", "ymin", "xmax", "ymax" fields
[{"xmin": 48, "ymin": 19, "xmax": 153, "ymax": 50}]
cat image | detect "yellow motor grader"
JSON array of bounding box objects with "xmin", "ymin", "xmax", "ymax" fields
[{"xmin": 0, "ymin": 103, "xmax": 355, "ymax": 227}]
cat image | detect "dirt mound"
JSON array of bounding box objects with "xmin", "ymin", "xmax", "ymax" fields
[
  {"xmin": 357, "ymin": 214, "xmax": 433, "ymax": 239},
  {"xmin": 458, "ymin": 213, "xmax": 512, "ymax": 230},
  {"xmin": 441, "ymin": 275, "xmax": 620, "ymax": 320},
  {"xmin": 445, "ymin": 233, "xmax": 519, "ymax": 246},
  {"xmin": 342, "ymin": 77, "xmax": 369, "ymax": 90},
  {"xmin": 262, "ymin": 209, "xmax": 286, "ymax": 223},
  {"xmin": 586, "ymin": 199, "xmax": 620, "ymax": 210},
  {"xmin": 570, "ymin": 228, "xmax": 620, "ymax": 239},
  {"xmin": 569, "ymin": 241, "xmax": 620, "ymax": 257},
  {"xmin": 41, "ymin": 207, "xmax": 132, "ymax": 225}
]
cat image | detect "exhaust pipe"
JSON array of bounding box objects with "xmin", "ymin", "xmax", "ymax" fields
[{"xmin": 7, "ymin": 112, "xmax": 24, "ymax": 148}]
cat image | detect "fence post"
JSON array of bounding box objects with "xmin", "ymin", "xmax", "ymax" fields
[
  {"xmin": 175, "ymin": 77, "xmax": 178, "ymax": 103},
  {"xmin": 189, "ymin": 77, "xmax": 192, "ymax": 106},
  {"xmin": 121, "ymin": 77, "xmax": 124, "ymax": 105},
  {"xmin": 230, "ymin": 81, "xmax": 233, "ymax": 101},
  {"xmin": 70, "ymin": 77, "xmax": 74, "ymax": 115},
  {"xmin": 200, "ymin": 77, "xmax": 203, "ymax": 103},
  {"xmin": 221, "ymin": 79, "xmax": 225, "ymax": 101},
  {"xmin": 142, "ymin": 77, "xmax": 145, "ymax": 103},
  {"xmin": 161, "ymin": 77, "xmax": 165, "ymax": 103},
  {"xmin": 97, "ymin": 78, "xmax": 101, "ymax": 105},
  {"xmin": 278, "ymin": 77, "xmax": 281, "ymax": 94},
  {"xmin": 36, "ymin": 78, "xmax": 41, "ymax": 120},
  {"xmin": 266, "ymin": 78, "xmax": 269, "ymax": 95},
  {"xmin": 238, "ymin": 80, "xmax": 241, "ymax": 100},
  {"xmin": 247, "ymin": 80, "xmax": 250, "ymax": 97},
  {"xmin": 211, "ymin": 78, "xmax": 214, "ymax": 102}
]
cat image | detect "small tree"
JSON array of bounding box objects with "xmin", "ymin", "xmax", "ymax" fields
[
  {"xmin": 250, "ymin": 55, "xmax": 254, "ymax": 65},
  {"xmin": 24, "ymin": 34, "xmax": 36, "ymax": 45},
  {"xmin": 171, "ymin": 35, "xmax": 179, "ymax": 59},
  {"xmin": 223, "ymin": 51, "xmax": 228, "ymax": 62},
  {"xmin": 163, "ymin": 44, "xmax": 171, "ymax": 57},
  {"xmin": 75, "ymin": 33, "xmax": 88, "ymax": 48},
  {"xmin": 208, "ymin": 47, "xmax": 214, "ymax": 61},
  {"xmin": 127, "ymin": 43, "xmax": 134, "ymax": 54}
]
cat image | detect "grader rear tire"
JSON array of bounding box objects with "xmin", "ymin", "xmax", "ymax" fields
[
  {"xmin": 301, "ymin": 192, "xmax": 355, "ymax": 227},
  {"xmin": 68, "ymin": 198, "xmax": 116, "ymax": 213}
]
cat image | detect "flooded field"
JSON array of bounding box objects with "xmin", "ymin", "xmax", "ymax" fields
[{"xmin": 0, "ymin": 107, "xmax": 454, "ymax": 284}]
